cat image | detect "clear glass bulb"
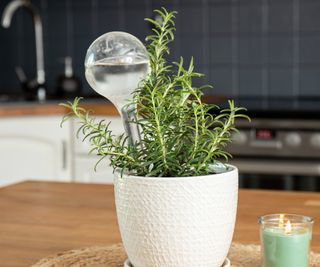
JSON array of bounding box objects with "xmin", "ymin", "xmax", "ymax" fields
[{"xmin": 84, "ymin": 31, "xmax": 149, "ymax": 113}]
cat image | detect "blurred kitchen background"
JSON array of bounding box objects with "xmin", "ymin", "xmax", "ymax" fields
[{"xmin": 1, "ymin": 0, "xmax": 320, "ymax": 191}]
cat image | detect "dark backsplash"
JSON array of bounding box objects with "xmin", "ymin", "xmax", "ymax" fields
[{"xmin": 1, "ymin": 0, "xmax": 320, "ymax": 98}]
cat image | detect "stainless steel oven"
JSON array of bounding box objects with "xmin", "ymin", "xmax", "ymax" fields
[{"xmin": 227, "ymin": 117, "xmax": 320, "ymax": 192}]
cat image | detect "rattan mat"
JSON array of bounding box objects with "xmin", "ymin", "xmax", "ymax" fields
[{"xmin": 32, "ymin": 242, "xmax": 320, "ymax": 267}]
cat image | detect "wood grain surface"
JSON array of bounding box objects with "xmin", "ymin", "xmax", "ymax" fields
[
  {"xmin": 0, "ymin": 181, "xmax": 319, "ymax": 267},
  {"xmin": 0, "ymin": 95, "xmax": 226, "ymax": 118},
  {"xmin": 0, "ymin": 101, "xmax": 119, "ymax": 117}
]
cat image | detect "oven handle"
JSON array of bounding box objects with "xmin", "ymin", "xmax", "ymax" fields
[
  {"xmin": 249, "ymin": 140, "xmax": 283, "ymax": 149},
  {"xmin": 230, "ymin": 159, "xmax": 320, "ymax": 176}
]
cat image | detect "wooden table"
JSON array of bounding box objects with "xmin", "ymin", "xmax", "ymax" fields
[{"xmin": 1, "ymin": 181, "xmax": 319, "ymax": 267}]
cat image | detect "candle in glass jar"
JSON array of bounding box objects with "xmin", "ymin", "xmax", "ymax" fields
[{"xmin": 259, "ymin": 214, "xmax": 314, "ymax": 267}]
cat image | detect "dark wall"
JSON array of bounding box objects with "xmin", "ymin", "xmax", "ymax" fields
[{"xmin": 1, "ymin": 0, "xmax": 320, "ymax": 98}]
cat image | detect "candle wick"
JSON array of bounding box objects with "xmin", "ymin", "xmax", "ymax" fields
[{"xmin": 285, "ymin": 220, "xmax": 292, "ymax": 235}]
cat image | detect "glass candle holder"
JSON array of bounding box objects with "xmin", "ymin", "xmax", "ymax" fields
[{"xmin": 259, "ymin": 214, "xmax": 314, "ymax": 267}]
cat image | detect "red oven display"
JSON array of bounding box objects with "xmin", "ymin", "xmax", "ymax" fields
[{"xmin": 255, "ymin": 129, "xmax": 276, "ymax": 139}]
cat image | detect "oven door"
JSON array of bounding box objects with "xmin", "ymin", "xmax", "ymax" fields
[{"xmin": 230, "ymin": 158, "xmax": 320, "ymax": 191}]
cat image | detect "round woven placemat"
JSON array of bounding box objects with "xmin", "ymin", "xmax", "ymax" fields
[{"xmin": 32, "ymin": 242, "xmax": 320, "ymax": 267}]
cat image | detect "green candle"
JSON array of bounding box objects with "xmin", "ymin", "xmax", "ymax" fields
[
  {"xmin": 259, "ymin": 214, "xmax": 314, "ymax": 267},
  {"xmin": 262, "ymin": 227, "xmax": 311, "ymax": 267}
]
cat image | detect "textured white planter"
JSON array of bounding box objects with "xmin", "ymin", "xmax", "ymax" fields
[{"xmin": 114, "ymin": 166, "xmax": 238, "ymax": 267}]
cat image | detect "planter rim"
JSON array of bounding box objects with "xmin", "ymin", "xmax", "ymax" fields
[{"xmin": 115, "ymin": 164, "xmax": 238, "ymax": 181}]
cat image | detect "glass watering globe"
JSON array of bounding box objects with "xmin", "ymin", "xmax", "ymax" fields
[{"xmin": 85, "ymin": 31, "xmax": 150, "ymax": 144}]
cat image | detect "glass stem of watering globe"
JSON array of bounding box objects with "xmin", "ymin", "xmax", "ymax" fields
[{"xmin": 121, "ymin": 104, "xmax": 142, "ymax": 147}]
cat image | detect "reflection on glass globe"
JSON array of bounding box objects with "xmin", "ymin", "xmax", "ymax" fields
[{"xmin": 85, "ymin": 31, "xmax": 149, "ymax": 112}]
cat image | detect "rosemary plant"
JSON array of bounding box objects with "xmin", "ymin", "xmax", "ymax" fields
[{"xmin": 61, "ymin": 8, "xmax": 248, "ymax": 177}]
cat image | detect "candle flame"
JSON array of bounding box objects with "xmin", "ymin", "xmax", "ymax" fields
[
  {"xmin": 285, "ymin": 220, "xmax": 292, "ymax": 234},
  {"xmin": 279, "ymin": 214, "xmax": 285, "ymax": 228}
]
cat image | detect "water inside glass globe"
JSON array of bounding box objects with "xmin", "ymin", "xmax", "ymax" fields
[{"xmin": 85, "ymin": 31, "xmax": 150, "ymax": 113}]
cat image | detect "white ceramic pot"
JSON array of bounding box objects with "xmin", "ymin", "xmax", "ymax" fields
[{"xmin": 114, "ymin": 166, "xmax": 238, "ymax": 267}]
